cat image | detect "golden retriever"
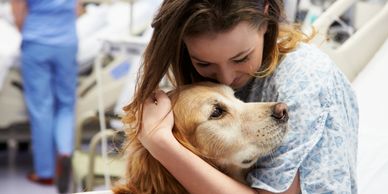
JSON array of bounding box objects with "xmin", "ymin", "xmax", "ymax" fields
[{"xmin": 113, "ymin": 82, "xmax": 288, "ymax": 194}]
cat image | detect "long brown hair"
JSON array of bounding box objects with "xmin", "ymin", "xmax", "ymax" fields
[{"xmin": 123, "ymin": 0, "xmax": 311, "ymax": 130}]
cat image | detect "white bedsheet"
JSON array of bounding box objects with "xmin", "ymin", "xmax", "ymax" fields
[
  {"xmin": 353, "ymin": 38, "xmax": 388, "ymax": 194},
  {"xmin": 77, "ymin": 0, "xmax": 161, "ymax": 73},
  {"xmin": 0, "ymin": 19, "xmax": 21, "ymax": 90}
]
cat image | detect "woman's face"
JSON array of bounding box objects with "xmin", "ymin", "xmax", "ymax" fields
[{"xmin": 184, "ymin": 21, "xmax": 267, "ymax": 89}]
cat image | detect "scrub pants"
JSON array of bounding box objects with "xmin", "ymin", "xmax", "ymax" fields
[{"xmin": 21, "ymin": 41, "xmax": 78, "ymax": 178}]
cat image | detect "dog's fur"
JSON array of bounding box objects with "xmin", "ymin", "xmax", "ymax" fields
[{"xmin": 113, "ymin": 82, "xmax": 288, "ymax": 194}]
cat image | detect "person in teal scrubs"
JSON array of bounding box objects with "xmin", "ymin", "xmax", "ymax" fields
[{"xmin": 11, "ymin": 0, "xmax": 80, "ymax": 193}]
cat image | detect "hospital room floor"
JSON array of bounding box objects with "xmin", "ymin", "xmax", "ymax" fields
[
  {"xmin": 0, "ymin": 143, "xmax": 58, "ymax": 194},
  {"xmin": 0, "ymin": 143, "xmax": 108, "ymax": 194}
]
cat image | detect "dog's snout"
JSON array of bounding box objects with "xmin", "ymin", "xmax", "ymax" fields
[{"xmin": 271, "ymin": 103, "xmax": 288, "ymax": 122}]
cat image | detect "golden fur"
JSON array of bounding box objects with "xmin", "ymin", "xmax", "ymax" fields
[{"xmin": 113, "ymin": 82, "xmax": 288, "ymax": 194}]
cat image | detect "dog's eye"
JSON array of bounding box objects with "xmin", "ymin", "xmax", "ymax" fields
[{"xmin": 210, "ymin": 106, "xmax": 224, "ymax": 119}]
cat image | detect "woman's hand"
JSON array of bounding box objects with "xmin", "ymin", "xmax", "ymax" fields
[{"xmin": 138, "ymin": 90, "xmax": 175, "ymax": 152}]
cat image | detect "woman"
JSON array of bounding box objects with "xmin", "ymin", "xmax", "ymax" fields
[{"xmin": 126, "ymin": 0, "xmax": 358, "ymax": 193}]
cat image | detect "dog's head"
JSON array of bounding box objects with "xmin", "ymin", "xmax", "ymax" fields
[
  {"xmin": 114, "ymin": 82, "xmax": 288, "ymax": 194},
  {"xmin": 170, "ymin": 82, "xmax": 288, "ymax": 169}
]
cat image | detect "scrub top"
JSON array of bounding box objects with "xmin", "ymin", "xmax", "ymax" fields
[
  {"xmin": 235, "ymin": 43, "xmax": 358, "ymax": 193},
  {"xmin": 22, "ymin": 0, "xmax": 78, "ymax": 46}
]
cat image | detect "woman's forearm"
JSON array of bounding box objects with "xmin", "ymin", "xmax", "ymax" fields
[
  {"xmin": 11, "ymin": 0, "xmax": 27, "ymax": 31},
  {"xmin": 149, "ymin": 134, "xmax": 258, "ymax": 194}
]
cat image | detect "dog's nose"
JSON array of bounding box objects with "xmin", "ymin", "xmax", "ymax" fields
[{"xmin": 271, "ymin": 103, "xmax": 288, "ymax": 123}]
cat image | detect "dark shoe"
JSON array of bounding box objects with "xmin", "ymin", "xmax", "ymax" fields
[
  {"xmin": 27, "ymin": 172, "xmax": 54, "ymax": 185},
  {"xmin": 55, "ymin": 155, "xmax": 72, "ymax": 194}
]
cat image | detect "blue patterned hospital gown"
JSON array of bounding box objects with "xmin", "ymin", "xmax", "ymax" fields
[{"xmin": 235, "ymin": 43, "xmax": 359, "ymax": 193}]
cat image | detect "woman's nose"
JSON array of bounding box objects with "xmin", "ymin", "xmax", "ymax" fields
[{"xmin": 217, "ymin": 68, "xmax": 235, "ymax": 86}]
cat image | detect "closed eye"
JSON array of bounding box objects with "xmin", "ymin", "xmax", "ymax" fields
[
  {"xmin": 209, "ymin": 104, "xmax": 225, "ymax": 120},
  {"xmin": 233, "ymin": 55, "xmax": 249, "ymax": 64},
  {"xmin": 196, "ymin": 62, "xmax": 210, "ymax": 67}
]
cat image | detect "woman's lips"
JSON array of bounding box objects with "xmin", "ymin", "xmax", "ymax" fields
[{"xmin": 231, "ymin": 76, "xmax": 243, "ymax": 88}]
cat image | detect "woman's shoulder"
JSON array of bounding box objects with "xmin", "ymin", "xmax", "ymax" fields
[
  {"xmin": 279, "ymin": 43, "xmax": 335, "ymax": 72},
  {"xmin": 273, "ymin": 42, "xmax": 341, "ymax": 85},
  {"xmin": 265, "ymin": 42, "xmax": 352, "ymax": 100}
]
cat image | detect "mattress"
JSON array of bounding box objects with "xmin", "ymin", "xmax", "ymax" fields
[{"xmin": 352, "ymin": 38, "xmax": 388, "ymax": 194}]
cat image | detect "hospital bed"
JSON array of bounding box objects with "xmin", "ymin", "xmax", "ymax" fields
[
  {"xmin": 311, "ymin": 0, "xmax": 388, "ymax": 81},
  {"xmin": 353, "ymin": 37, "xmax": 388, "ymax": 194},
  {"xmin": 71, "ymin": 0, "xmax": 162, "ymax": 192},
  {"xmin": 71, "ymin": 34, "xmax": 151, "ymax": 192},
  {"xmin": 311, "ymin": 0, "xmax": 388, "ymax": 193},
  {"xmin": 0, "ymin": 17, "xmax": 26, "ymax": 147},
  {"xmin": 77, "ymin": 0, "xmax": 159, "ymax": 73}
]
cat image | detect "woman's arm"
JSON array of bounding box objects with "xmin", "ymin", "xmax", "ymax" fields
[
  {"xmin": 145, "ymin": 129, "xmax": 257, "ymax": 194},
  {"xmin": 148, "ymin": 134, "xmax": 301, "ymax": 194},
  {"xmin": 10, "ymin": 0, "xmax": 27, "ymax": 32},
  {"xmin": 139, "ymin": 90, "xmax": 300, "ymax": 194}
]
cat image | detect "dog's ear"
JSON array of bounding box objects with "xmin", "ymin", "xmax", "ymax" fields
[{"xmin": 113, "ymin": 137, "xmax": 188, "ymax": 194}]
